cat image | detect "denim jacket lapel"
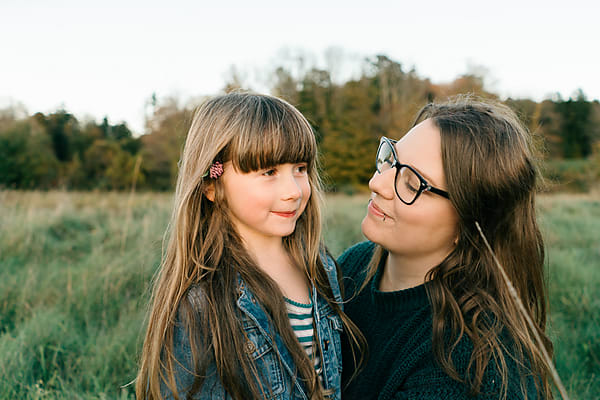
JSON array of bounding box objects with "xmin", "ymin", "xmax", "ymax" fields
[{"xmin": 235, "ymin": 276, "xmax": 310, "ymax": 399}]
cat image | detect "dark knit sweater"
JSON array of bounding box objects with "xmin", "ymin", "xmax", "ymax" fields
[{"xmin": 339, "ymin": 241, "xmax": 538, "ymax": 400}]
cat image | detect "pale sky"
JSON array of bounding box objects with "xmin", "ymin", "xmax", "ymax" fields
[{"xmin": 1, "ymin": 0, "xmax": 598, "ymax": 134}]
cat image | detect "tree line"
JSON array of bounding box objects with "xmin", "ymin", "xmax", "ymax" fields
[{"xmin": 1, "ymin": 55, "xmax": 599, "ymax": 191}]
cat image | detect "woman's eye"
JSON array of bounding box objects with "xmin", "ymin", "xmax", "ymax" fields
[{"xmin": 404, "ymin": 180, "xmax": 419, "ymax": 193}]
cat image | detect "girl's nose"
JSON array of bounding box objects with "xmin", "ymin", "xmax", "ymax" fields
[
  {"xmin": 282, "ymin": 174, "xmax": 302, "ymax": 201},
  {"xmin": 369, "ymin": 168, "xmax": 395, "ymax": 200}
]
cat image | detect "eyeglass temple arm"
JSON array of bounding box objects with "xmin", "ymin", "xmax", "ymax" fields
[{"xmin": 427, "ymin": 186, "xmax": 450, "ymax": 199}]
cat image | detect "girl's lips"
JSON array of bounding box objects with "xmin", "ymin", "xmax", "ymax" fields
[
  {"xmin": 272, "ymin": 210, "xmax": 297, "ymax": 218},
  {"xmin": 368, "ymin": 200, "xmax": 387, "ymax": 219}
]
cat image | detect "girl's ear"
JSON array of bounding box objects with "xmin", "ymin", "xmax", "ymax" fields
[{"xmin": 204, "ymin": 182, "xmax": 215, "ymax": 202}]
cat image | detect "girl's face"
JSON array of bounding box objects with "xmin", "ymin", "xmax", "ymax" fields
[
  {"xmin": 219, "ymin": 162, "xmax": 311, "ymax": 248},
  {"xmin": 361, "ymin": 118, "xmax": 459, "ymax": 265}
]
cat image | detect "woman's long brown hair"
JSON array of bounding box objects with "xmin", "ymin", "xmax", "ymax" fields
[
  {"xmin": 365, "ymin": 96, "xmax": 553, "ymax": 399},
  {"xmin": 136, "ymin": 93, "xmax": 364, "ymax": 400}
]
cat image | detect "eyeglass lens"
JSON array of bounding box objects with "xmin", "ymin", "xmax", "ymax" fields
[
  {"xmin": 377, "ymin": 140, "xmax": 422, "ymax": 204},
  {"xmin": 396, "ymin": 167, "xmax": 421, "ymax": 204},
  {"xmin": 376, "ymin": 142, "xmax": 394, "ymax": 173}
]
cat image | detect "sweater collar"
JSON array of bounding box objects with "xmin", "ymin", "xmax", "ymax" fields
[{"xmin": 370, "ymin": 250, "xmax": 430, "ymax": 313}]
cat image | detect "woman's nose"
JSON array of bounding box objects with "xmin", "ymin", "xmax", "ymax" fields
[{"xmin": 369, "ymin": 168, "xmax": 395, "ymax": 199}]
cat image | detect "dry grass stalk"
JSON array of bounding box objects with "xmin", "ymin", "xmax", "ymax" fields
[{"xmin": 475, "ymin": 222, "xmax": 570, "ymax": 400}]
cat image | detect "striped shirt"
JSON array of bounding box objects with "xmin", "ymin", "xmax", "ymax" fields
[{"xmin": 284, "ymin": 297, "xmax": 322, "ymax": 377}]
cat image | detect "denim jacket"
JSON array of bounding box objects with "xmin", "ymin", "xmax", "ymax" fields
[{"xmin": 163, "ymin": 253, "xmax": 344, "ymax": 400}]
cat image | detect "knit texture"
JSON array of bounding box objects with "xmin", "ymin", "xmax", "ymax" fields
[{"xmin": 339, "ymin": 241, "xmax": 537, "ymax": 400}]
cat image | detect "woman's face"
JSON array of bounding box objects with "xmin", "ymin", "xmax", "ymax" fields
[{"xmin": 361, "ymin": 118, "xmax": 459, "ymax": 264}]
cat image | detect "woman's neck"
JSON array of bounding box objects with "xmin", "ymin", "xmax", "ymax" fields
[{"xmin": 379, "ymin": 251, "xmax": 447, "ymax": 292}]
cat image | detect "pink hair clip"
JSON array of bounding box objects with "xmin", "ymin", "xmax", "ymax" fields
[{"xmin": 203, "ymin": 161, "xmax": 223, "ymax": 179}]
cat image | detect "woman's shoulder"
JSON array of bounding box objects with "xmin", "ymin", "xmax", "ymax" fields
[
  {"xmin": 337, "ymin": 241, "xmax": 376, "ymax": 276},
  {"xmin": 440, "ymin": 329, "xmax": 539, "ymax": 399},
  {"xmin": 387, "ymin": 332, "xmax": 538, "ymax": 399}
]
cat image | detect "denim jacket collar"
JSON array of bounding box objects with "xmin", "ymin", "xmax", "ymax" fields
[{"xmin": 233, "ymin": 250, "xmax": 343, "ymax": 400}]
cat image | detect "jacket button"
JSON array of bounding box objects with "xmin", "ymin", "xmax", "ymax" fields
[{"xmin": 245, "ymin": 341, "xmax": 256, "ymax": 354}]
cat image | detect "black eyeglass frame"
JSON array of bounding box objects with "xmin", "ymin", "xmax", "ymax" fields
[{"xmin": 376, "ymin": 136, "xmax": 450, "ymax": 205}]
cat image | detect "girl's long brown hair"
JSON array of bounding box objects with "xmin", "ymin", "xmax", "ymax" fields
[
  {"xmin": 365, "ymin": 96, "xmax": 553, "ymax": 399},
  {"xmin": 136, "ymin": 92, "xmax": 363, "ymax": 400}
]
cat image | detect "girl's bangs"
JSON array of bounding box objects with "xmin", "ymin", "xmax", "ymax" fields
[{"xmin": 226, "ymin": 110, "xmax": 316, "ymax": 173}]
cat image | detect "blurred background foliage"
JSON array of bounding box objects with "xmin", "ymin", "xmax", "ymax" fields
[{"xmin": 1, "ymin": 53, "xmax": 599, "ymax": 193}]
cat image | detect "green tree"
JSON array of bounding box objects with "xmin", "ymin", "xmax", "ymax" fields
[
  {"xmin": 106, "ymin": 152, "xmax": 143, "ymax": 190},
  {"xmin": 0, "ymin": 119, "xmax": 59, "ymax": 188},
  {"xmin": 271, "ymin": 66, "xmax": 299, "ymax": 105},
  {"xmin": 368, "ymin": 55, "xmax": 432, "ymax": 138},
  {"xmin": 297, "ymin": 68, "xmax": 334, "ymax": 143},
  {"xmin": 505, "ymin": 98, "xmax": 538, "ymax": 133},
  {"xmin": 140, "ymin": 98, "xmax": 192, "ymax": 190},
  {"xmin": 72, "ymin": 120, "xmax": 103, "ymax": 159},
  {"xmin": 82, "ymin": 140, "xmax": 121, "ymax": 189},
  {"xmin": 556, "ymin": 90, "xmax": 594, "ymax": 158},
  {"xmin": 318, "ymin": 77, "xmax": 380, "ymax": 190},
  {"xmin": 34, "ymin": 110, "xmax": 79, "ymax": 162}
]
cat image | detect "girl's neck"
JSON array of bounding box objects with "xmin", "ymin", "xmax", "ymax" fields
[
  {"xmin": 245, "ymin": 238, "xmax": 310, "ymax": 304},
  {"xmin": 242, "ymin": 236, "xmax": 288, "ymax": 269},
  {"xmin": 249, "ymin": 241, "xmax": 289, "ymax": 272}
]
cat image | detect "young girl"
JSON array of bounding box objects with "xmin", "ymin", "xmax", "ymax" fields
[{"xmin": 136, "ymin": 92, "xmax": 361, "ymax": 400}]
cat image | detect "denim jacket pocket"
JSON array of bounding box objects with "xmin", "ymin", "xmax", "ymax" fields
[{"xmin": 242, "ymin": 324, "xmax": 286, "ymax": 399}]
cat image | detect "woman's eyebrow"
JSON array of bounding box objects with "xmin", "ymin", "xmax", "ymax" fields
[
  {"xmin": 414, "ymin": 165, "xmax": 443, "ymax": 187},
  {"xmin": 395, "ymin": 148, "xmax": 443, "ymax": 187}
]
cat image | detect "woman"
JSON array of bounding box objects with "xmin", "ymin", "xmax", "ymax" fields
[{"xmin": 340, "ymin": 97, "xmax": 553, "ymax": 399}]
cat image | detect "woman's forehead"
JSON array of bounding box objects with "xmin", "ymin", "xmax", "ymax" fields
[{"xmin": 395, "ymin": 119, "xmax": 446, "ymax": 186}]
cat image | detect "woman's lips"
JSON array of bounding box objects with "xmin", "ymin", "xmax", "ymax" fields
[
  {"xmin": 272, "ymin": 210, "xmax": 297, "ymax": 218},
  {"xmin": 368, "ymin": 200, "xmax": 388, "ymax": 219}
]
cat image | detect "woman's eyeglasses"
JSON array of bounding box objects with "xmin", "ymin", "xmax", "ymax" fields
[{"xmin": 376, "ymin": 136, "xmax": 450, "ymax": 205}]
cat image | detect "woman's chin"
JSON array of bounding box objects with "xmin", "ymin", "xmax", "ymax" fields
[{"xmin": 361, "ymin": 215, "xmax": 379, "ymax": 244}]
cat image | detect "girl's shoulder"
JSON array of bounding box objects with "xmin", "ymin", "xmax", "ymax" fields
[
  {"xmin": 186, "ymin": 283, "xmax": 204, "ymax": 309},
  {"xmin": 318, "ymin": 249, "xmax": 343, "ymax": 305}
]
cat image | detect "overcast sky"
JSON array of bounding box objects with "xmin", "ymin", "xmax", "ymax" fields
[{"xmin": 1, "ymin": 0, "xmax": 598, "ymax": 134}]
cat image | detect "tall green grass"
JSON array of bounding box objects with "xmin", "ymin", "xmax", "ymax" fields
[
  {"xmin": 0, "ymin": 191, "xmax": 598, "ymax": 399},
  {"xmin": 0, "ymin": 191, "xmax": 170, "ymax": 399},
  {"xmin": 537, "ymin": 194, "xmax": 600, "ymax": 398}
]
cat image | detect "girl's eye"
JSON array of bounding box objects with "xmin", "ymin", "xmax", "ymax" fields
[
  {"xmin": 295, "ymin": 164, "xmax": 308, "ymax": 174},
  {"xmin": 262, "ymin": 168, "xmax": 277, "ymax": 176}
]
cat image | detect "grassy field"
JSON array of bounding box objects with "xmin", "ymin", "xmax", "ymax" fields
[{"xmin": 0, "ymin": 190, "xmax": 598, "ymax": 399}]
